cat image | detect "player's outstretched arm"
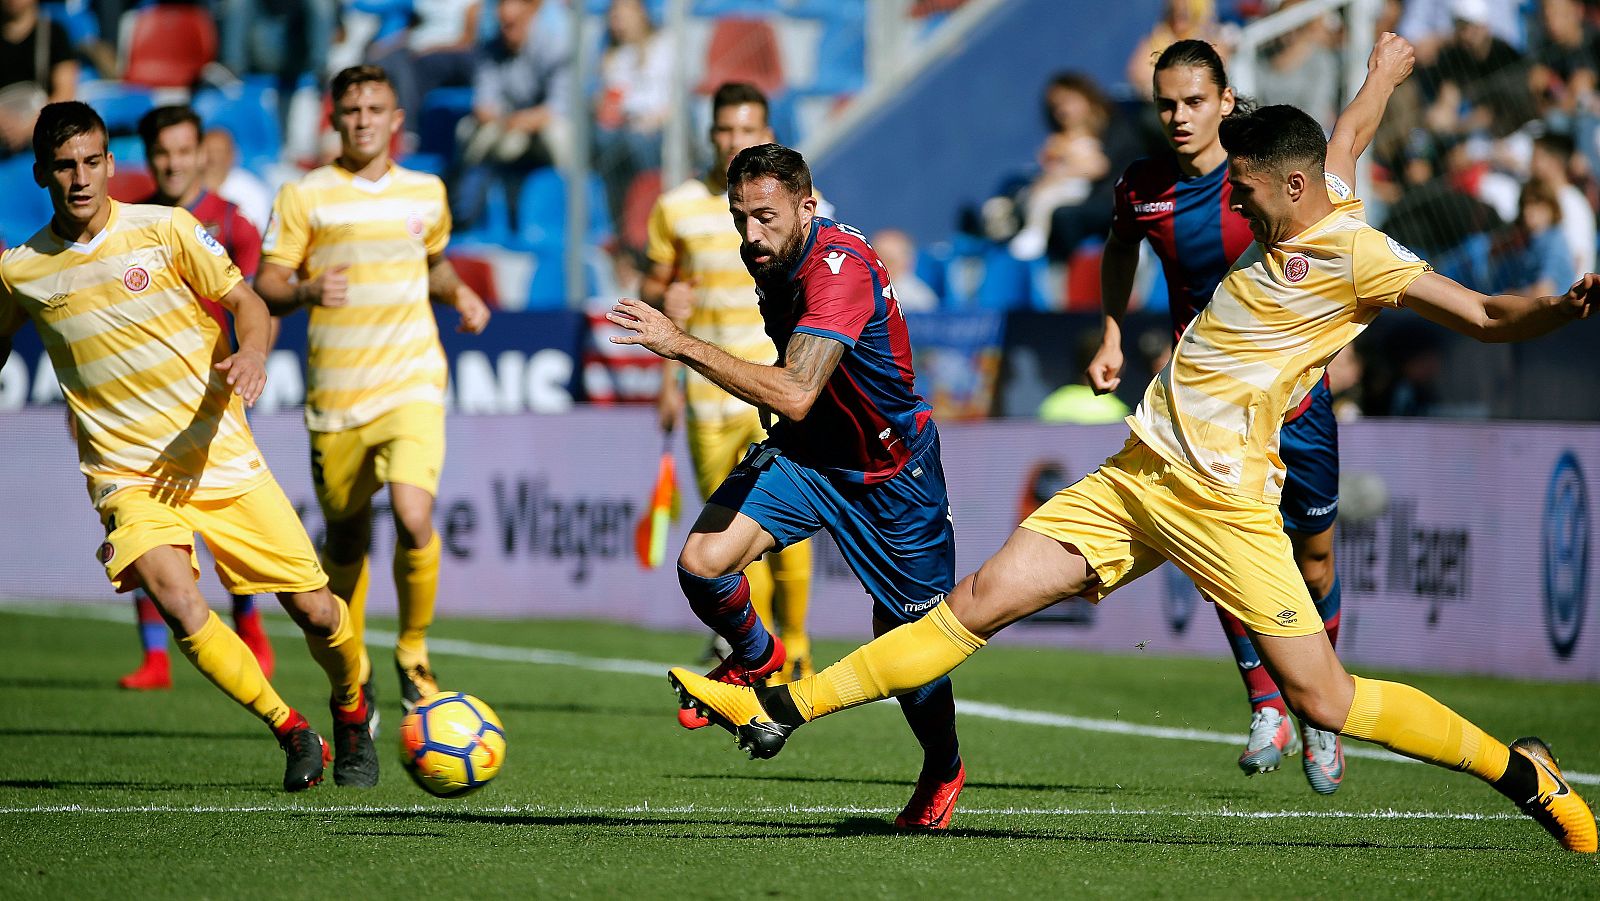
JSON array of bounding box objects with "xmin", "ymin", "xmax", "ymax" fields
[
  {"xmin": 1088, "ymin": 231, "xmax": 1141, "ymax": 394},
  {"xmin": 608, "ymin": 297, "xmax": 844, "ymax": 421},
  {"xmin": 1401, "ymin": 271, "xmax": 1598, "ymax": 343},
  {"xmin": 214, "ymin": 281, "xmax": 273, "ymax": 405},
  {"xmin": 1326, "ymin": 32, "xmax": 1414, "ymax": 187},
  {"xmin": 427, "ymin": 255, "xmax": 490, "ymax": 334}
]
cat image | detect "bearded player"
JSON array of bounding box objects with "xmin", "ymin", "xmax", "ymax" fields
[{"xmin": 611, "ymin": 143, "xmax": 965, "ymax": 831}]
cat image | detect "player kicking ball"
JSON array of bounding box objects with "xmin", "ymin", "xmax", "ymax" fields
[
  {"xmin": 0, "ymin": 102, "xmax": 376, "ymax": 791},
  {"xmin": 670, "ymin": 107, "xmax": 1598, "ymax": 852},
  {"xmin": 610, "ymin": 143, "xmax": 966, "ymax": 830}
]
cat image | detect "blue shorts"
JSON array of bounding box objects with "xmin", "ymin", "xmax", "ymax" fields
[
  {"xmin": 708, "ymin": 429, "xmax": 956, "ymax": 625},
  {"xmin": 1279, "ymin": 380, "xmax": 1339, "ymax": 534}
]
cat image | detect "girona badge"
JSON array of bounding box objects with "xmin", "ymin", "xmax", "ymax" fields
[
  {"xmin": 406, "ymin": 213, "xmax": 425, "ymax": 239},
  {"xmin": 1284, "ymin": 255, "xmax": 1310, "ymax": 283},
  {"xmin": 123, "ymin": 266, "xmax": 150, "ymax": 292}
]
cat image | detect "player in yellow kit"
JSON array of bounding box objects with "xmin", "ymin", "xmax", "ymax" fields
[
  {"xmin": 255, "ymin": 66, "xmax": 490, "ymax": 716},
  {"xmin": 0, "ymin": 102, "xmax": 373, "ymax": 791},
  {"xmin": 644, "ymin": 82, "xmax": 813, "ymax": 696},
  {"xmin": 671, "ymin": 100, "xmax": 1599, "ymax": 852}
]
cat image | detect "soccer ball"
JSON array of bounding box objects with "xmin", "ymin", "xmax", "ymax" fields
[{"xmin": 398, "ymin": 692, "xmax": 507, "ymax": 797}]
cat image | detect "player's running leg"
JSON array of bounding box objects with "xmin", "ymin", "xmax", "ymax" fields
[
  {"xmin": 1253, "ymin": 630, "xmax": 1596, "ymax": 853},
  {"xmin": 130, "ymin": 546, "xmax": 329, "ymax": 791},
  {"xmin": 1288, "ymin": 525, "xmax": 1344, "ymax": 794},
  {"xmin": 280, "ymin": 585, "xmax": 376, "ymax": 788},
  {"xmin": 321, "ymin": 509, "xmax": 374, "ymax": 687},
  {"xmin": 231, "ymin": 594, "xmax": 275, "ymax": 679},
  {"xmin": 769, "ymin": 539, "xmax": 814, "ymax": 682},
  {"xmin": 876, "ymin": 615, "xmax": 962, "ymax": 830},
  {"xmin": 119, "ymin": 588, "xmax": 172, "ymax": 690},
  {"xmin": 390, "ymin": 482, "xmax": 441, "ymax": 712},
  {"xmin": 1217, "ymin": 605, "xmax": 1299, "ymax": 775},
  {"xmin": 673, "ymin": 503, "xmax": 786, "ymax": 729}
]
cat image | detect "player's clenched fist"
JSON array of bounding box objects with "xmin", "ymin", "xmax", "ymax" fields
[
  {"xmin": 216, "ymin": 348, "xmax": 268, "ymax": 406},
  {"xmin": 1563, "ymin": 272, "xmax": 1600, "ymax": 320},
  {"xmin": 608, "ymin": 297, "xmax": 687, "ymax": 358},
  {"xmin": 1086, "ymin": 338, "xmax": 1125, "ymax": 395},
  {"xmin": 1368, "ymin": 32, "xmax": 1414, "ymax": 87},
  {"xmin": 301, "ymin": 264, "xmax": 351, "ymax": 308},
  {"xmin": 454, "ymin": 285, "xmax": 491, "ymax": 334},
  {"xmin": 662, "ymin": 280, "xmax": 696, "ymax": 326}
]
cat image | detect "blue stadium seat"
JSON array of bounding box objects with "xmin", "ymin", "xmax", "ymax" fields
[
  {"xmin": 191, "ymin": 77, "xmax": 281, "ymax": 171},
  {"xmin": 416, "ymin": 86, "xmax": 475, "ymax": 168},
  {"xmin": 803, "ymin": 17, "xmax": 865, "ymax": 96},
  {"xmin": 515, "ymin": 168, "xmax": 614, "ymax": 249},
  {"xmin": 691, "ymin": 0, "xmax": 778, "ymax": 15},
  {"xmin": 78, "ymin": 81, "xmax": 155, "ymax": 135},
  {"xmin": 778, "ymin": 0, "xmax": 861, "ymax": 20},
  {"xmin": 0, "ymin": 156, "xmax": 54, "ymax": 248},
  {"xmin": 973, "ymin": 245, "xmax": 1040, "ymax": 311}
]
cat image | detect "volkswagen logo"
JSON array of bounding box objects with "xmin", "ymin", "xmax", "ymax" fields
[{"xmin": 1542, "ymin": 452, "xmax": 1589, "ymax": 659}]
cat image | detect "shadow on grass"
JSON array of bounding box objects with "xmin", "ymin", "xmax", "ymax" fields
[
  {"xmin": 491, "ymin": 700, "xmax": 664, "ymax": 718},
  {"xmin": 676, "ymin": 771, "xmax": 1243, "ymax": 800},
  {"xmin": 0, "ymin": 728, "xmax": 261, "ymax": 741},
  {"xmin": 0, "ymin": 778, "xmax": 271, "ymax": 792},
  {"xmin": 327, "ymin": 810, "xmax": 1521, "ymax": 852},
  {"xmin": 12, "ymin": 677, "xmax": 127, "ymax": 692}
]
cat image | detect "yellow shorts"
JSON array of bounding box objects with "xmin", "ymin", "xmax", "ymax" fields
[
  {"xmin": 1021, "ymin": 437, "xmax": 1319, "ymax": 637},
  {"xmin": 687, "ymin": 409, "xmax": 768, "ymax": 501},
  {"xmin": 310, "ymin": 402, "xmax": 445, "ymax": 521},
  {"xmin": 97, "ymin": 478, "xmax": 327, "ymax": 595}
]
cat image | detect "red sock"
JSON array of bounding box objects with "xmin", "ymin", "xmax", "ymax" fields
[
  {"xmin": 1215, "ymin": 604, "xmax": 1289, "ymax": 715},
  {"xmin": 272, "ymin": 709, "xmax": 310, "ymax": 741}
]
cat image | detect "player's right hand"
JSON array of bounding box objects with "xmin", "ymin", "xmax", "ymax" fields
[
  {"xmin": 657, "ymin": 377, "xmax": 684, "ymax": 433},
  {"xmin": 663, "ymin": 280, "xmax": 696, "ymax": 326},
  {"xmin": 1562, "ymin": 272, "xmax": 1600, "ymax": 320},
  {"xmin": 216, "ymin": 348, "xmax": 268, "ymax": 407},
  {"xmin": 304, "ymin": 265, "xmax": 351, "ymax": 308},
  {"xmin": 1086, "ymin": 341, "xmax": 1125, "ymax": 395},
  {"xmin": 1368, "ymin": 32, "xmax": 1414, "ymax": 87}
]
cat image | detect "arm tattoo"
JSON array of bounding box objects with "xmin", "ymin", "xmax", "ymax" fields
[
  {"xmin": 782, "ymin": 332, "xmax": 846, "ymax": 396},
  {"xmin": 428, "ymin": 256, "xmax": 463, "ymax": 304}
]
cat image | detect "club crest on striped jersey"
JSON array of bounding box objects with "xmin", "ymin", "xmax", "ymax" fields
[
  {"xmin": 406, "ymin": 212, "xmax": 425, "ymax": 239},
  {"xmin": 123, "ymin": 265, "xmax": 150, "ymax": 292},
  {"xmin": 1284, "ymin": 255, "xmax": 1310, "ymax": 283}
]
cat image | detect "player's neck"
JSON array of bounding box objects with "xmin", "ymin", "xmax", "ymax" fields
[
  {"xmin": 337, "ymin": 153, "xmax": 392, "ymax": 182},
  {"xmin": 159, "ymin": 184, "xmax": 203, "ymax": 210},
  {"xmin": 1175, "ymin": 142, "xmax": 1227, "ymax": 178},
  {"xmin": 1272, "ymin": 197, "xmax": 1338, "ymax": 245},
  {"xmin": 51, "ymin": 202, "xmax": 112, "ymax": 245},
  {"xmin": 705, "ymin": 168, "xmax": 728, "ymax": 195}
]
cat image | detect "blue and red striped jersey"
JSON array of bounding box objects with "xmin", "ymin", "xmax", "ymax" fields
[
  {"xmin": 1111, "ymin": 156, "xmax": 1254, "ymax": 341},
  {"xmin": 756, "ymin": 217, "xmax": 935, "ymax": 485}
]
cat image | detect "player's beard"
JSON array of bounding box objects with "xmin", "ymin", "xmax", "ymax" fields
[{"xmin": 741, "ymin": 225, "xmax": 805, "ymax": 281}]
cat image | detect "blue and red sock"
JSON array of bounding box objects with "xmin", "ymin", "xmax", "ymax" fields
[
  {"xmin": 133, "ymin": 589, "xmax": 167, "ymax": 656},
  {"xmin": 1215, "ymin": 604, "xmax": 1288, "ymax": 715},
  {"xmin": 677, "ymin": 566, "xmax": 773, "ymax": 666},
  {"xmin": 897, "ymin": 677, "xmax": 960, "ymax": 780},
  {"xmin": 1314, "ymin": 577, "xmax": 1342, "ymax": 648},
  {"xmin": 231, "ymin": 594, "xmax": 263, "ymax": 635}
]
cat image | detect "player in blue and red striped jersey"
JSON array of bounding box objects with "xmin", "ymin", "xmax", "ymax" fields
[
  {"xmin": 609, "ymin": 142, "xmax": 964, "ymax": 831},
  {"xmin": 115, "ymin": 104, "xmax": 275, "ymax": 691},
  {"xmin": 1086, "ymin": 35, "xmax": 1416, "ymax": 794}
]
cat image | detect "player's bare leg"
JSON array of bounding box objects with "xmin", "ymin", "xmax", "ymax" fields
[
  {"xmin": 322, "ymin": 507, "xmax": 373, "ymax": 683},
  {"xmin": 390, "ymin": 481, "xmax": 441, "ymax": 710},
  {"xmin": 1251, "ymin": 629, "xmax": 1596, "ymax": 852},
  {"xmin": 671, "ymin": 504, "xmax": 787, "ymax": 729},
  {"xmin": 130, "ymin": 546, "xmax": 328, "ymax": 791},
  {"xmin": 281, "ymin": 584, "xmax": 376, "ymax": 787},
  {"xmin": 671, "ymin": 527, "xmax": 1096, "ymax": 756},
  {"xmin": 1286, "ymin": 525, "xmax": 1344, "ymax": 793}
]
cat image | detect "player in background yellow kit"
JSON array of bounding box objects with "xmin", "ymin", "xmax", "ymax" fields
[
  {"xmin": 671, "ymin": 101, "xmax": 1599, "ymax": 853},
  {"xmin": 255, "ymin": 66, "xmax": 490, "ymax": 715},
  {"xmin": 0, "ymin": 102, "xmax": 373, "ymax": 791},
  {"xmin": 644, "ymin": 82, "xmax": 813, "ymax": 696}
]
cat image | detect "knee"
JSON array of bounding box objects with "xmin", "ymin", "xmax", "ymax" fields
[
  {"xmin": 279, "ymin": 588, "xmax": 337, "ymax": 635},
  {"xmin": 1296, "ymin": 549, "xmax": 1335, "ymax": 598},
  {"xmin": 324, "ymin": 515, "xmax": 371, "ymax": 564},
  {"xmin": 1281, "ymin": 684, "xmax": 1350, "ymax": 733},
  {"xmin": 677, "ymin": 535, "xmax": 739, "ymax": 580},
  {"xmin": 142, "ymin": 580, "xmax": 208, "ymax": 634},
  {"xmin": 391, "ymin": 503, "xmax": 434, "ymax": 549}
]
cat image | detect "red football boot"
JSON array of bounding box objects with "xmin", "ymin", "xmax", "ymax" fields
[
  {"xmin": 895, "ymin": 762, "xmax": 966, "ymax": 831},
  {"xmin": 118, "ymin": 653, "xmax": 172, "ymax": 690}
]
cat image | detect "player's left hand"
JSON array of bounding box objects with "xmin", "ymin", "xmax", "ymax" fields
[
  {"xmin": 215, "ymin": 348, "xmax": 267, "ymax": 406},
  {"xmin": 1562, "ymin": 272, "xmax": 1600, "ymax": 320},
  {"xmin": 454, "ymin": 286, "xmax": 491, "ymax": 334},
  {"xmin": 607, "ymin": 297, "xmax": 685, "ymax": 358}
]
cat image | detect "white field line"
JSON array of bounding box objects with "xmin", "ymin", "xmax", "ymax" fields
[
  {"xmin": 4, "ymin": 600, "xmax": 1597, "ymax": 787},
  {"xmin": 0, "ymin": 803, "xmax": 1525, "ymax": 821}
]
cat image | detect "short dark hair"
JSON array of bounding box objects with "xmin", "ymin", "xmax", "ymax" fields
[
  {"xmin": 1218, "ymin": 104, "xmax": 1326, "ymax": 178},
  {"xmin": 727, "ymin": 142, "xmax": 812, "ymax": 200},
  {"xmin": 1154, "ymin": 39, "xmax": 1231, "ymax": 92},
  {"xmin": 711, "ymin": 82, "xmax": 769, "ymax": 121},
  {"xmin": 330, "ymin": 64, "xmax": 394, "ymax": 106},
  {"xmin": 1534, "ymin": 131, "xmax": 1576, "ymax": 161},
  {"xmin": 1043, "ymin": 71, "xmax": 1110, "ymax": 134},
  {"xmin": 137, "ymin": 105, "xmax": 203, "ymax": 153},
  {"xmin": 33, "ymin": 101, "xmax": 107, "ymax": 165}
]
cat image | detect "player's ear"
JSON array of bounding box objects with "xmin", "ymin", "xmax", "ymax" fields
[
  {"xmin": 1220, "ymin": 86, "xmax": 1235, "ymax": 117},
  {"xmin": 798, "ymin": 192, "xmax": 817, "ymax": 219},
  {"xmin": 392, "ymin": 107, "xmax": 406, "ymax": 136},
  {"xmin": 1285, "ymin": 168, "xmax": 1306, "ymax": 201}
]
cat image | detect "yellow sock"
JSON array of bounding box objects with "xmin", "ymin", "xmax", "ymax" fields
[
  {"xmin": 785, "ymin": 601, "xmax": 984, "ymax": 721},
  {"xmin": 1341, "ymin": 675, "xmax": 1510, "ymax": 782},
  {"xmin": 323, "ymin": 554, "xmax": 371, "ymax": 684},
  {"xmin": 178, "ymin": 610, "xmax": 292, "ymax": 731},
  {"xmin": 303, "ymin": 597, "xmax": 364, "ymax": 712},
  {"xmin": 769, "ymin": 539, "xmax": 812, "ymax": 664},
  {"xmin": 743, "ymin": 556, "xmax": 776, "ymax": 632},
  {"xmin": 394, "ymin": 533, "xmax": 440, "ymax": 668}
]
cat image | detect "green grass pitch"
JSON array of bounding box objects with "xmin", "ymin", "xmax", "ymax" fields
[{"xmin": 2, "ymin": 602, "xmax": 1598, "ymax": 899}]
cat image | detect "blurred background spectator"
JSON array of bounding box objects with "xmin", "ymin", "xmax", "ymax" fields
[
  {"xmin": 368, "ymin": 0, "xmax": 482, "ymax": 149},
  {"xmin": 1486, "ymin": 179, "xmax": 1575, "ymax": 296},
  {"xmin": 1, "ymin": 0, "xmax": 77, "ymax": 158},
  {"xmin": 872, "ymin": 228, "xmax": 940, "ymax": 313},
  {"xmin": 592, "ymin": 0, "xmax": 671, "ymax": 233}
]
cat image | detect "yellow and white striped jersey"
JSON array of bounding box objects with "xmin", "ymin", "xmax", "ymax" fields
[
  {"xmin": 1129, "ymin": 176, "xmax": 1430, "ymax": 502},
  {"xmin": 0, "ymin": 201, "xmax": 268, "ymax": 509},
  {"xmin": 263, "ymin": 163, "xmax": 450, "ymax": 433},
  {"xmin": 647, "ymin": 178, "xmax": 829, "ymax": 422}
]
